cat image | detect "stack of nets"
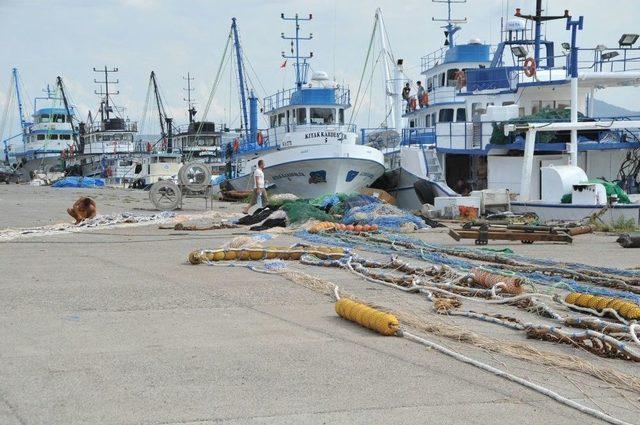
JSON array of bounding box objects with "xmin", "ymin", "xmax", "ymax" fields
[
  {"xmin": 268, "ymin": 193, "xmax": 299, "ymax": 207},
  {"xmin": 280, "ymin": 200, "xmax": 335, "ymax": 224},
  {"xmin": 342, "ymin": 203, "xmax": 427, "ymax": 232}
]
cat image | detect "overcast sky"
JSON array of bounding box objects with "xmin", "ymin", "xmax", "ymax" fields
[{"xmin": 1, "ymin": 0, "xmax": 639, "ymax": 136}]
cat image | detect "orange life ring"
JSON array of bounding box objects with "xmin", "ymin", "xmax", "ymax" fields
[
  {"xmin": 455, "ymin": 70, "xmax": 467, "ymax": 89},
  {"xmin": 421, "ymin": 92, "xmax": 429, "ymax": 106},
  {"xmin": 523, "ymin": 57, "xmax": 537, "ymax": 78},
  {"xmin": 409, "ymin": 98, "xmax": 417, "ymax": 110},
  {"xmin": 256, "ymin": 131, "xmax": 264, "ymax": 146},
  {"xmin": 233, "ymin": 138, "xmax": 240, "ymax": 152}
]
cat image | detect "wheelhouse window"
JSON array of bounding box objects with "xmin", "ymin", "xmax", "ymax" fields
[
  {"xmin": 39, "ymin": 114, "xmax": 50, "ymax": 123},
  {"xmin": 456, "ymin": 108, "xmax": 467, "ymax": 122},
  {"xmin": 439, "ymin": 108, "xmax": 454, "ymax": 123},
  {"xmin": 297, "ymin": 108, "xmax": 307, "ymax": 124},
  {"xmin": 446, "ymin": 69, "xmax": 460, "ymax": 87},
  {"xmin": 37, "ymin": 134, "xmax": 45, "ymax": 141},
  {"xmin": 52, "ymin": 114, "xmax": 65, "ymax": 123},
  {"xmin": 48, "ymin": 134, "xmax": 59, "ymax": 140},
  {"xmin": 61, "ymin": 134, "xmax": 71, "ymax": 140},
  {"xmin": 310, "ymin": 108, "xmax": 335, "ymax": 125},
  {"xmin": 338, "ymin": 109, "xmax": 344, "ymax": 124}
]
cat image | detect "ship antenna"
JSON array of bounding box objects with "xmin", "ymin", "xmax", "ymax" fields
[
  {"xmin": 514, "ymin": 0, "xmax": 570, "ymax": 67},
  {"xmin": 92, "ymin": 66, "xmax": 119, "ymax": 121},
  {"xmin": 432, "ymin": 0, "xmax": 467, "ymax": 47},
  {"xmin": 183, "ymin": 72, "xmax": 196, "ymax": 124},
  {"xmin": 280, "ymin": 13, "xmax": 314, "ymax": 89}
]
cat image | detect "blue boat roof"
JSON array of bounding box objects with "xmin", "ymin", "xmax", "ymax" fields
[
  {"xmin": 264, "ymin": 86, "xmax": 350, "ymax": 114},
  {"xmin": 34, "ymin": 107, "xmax": 71, "ymax": 115},
  {"xmin": 443, "ymin": 43, "xmax": 491, "ymax": 64}
]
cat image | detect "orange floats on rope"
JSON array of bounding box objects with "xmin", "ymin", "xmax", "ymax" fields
[
  {"xmin": 409, "ymin": 97, "xmax": 417, "ymax": 111},
  {"xmin": 523, "ymin": 57, "xmax": 537, "ymax": 78}
]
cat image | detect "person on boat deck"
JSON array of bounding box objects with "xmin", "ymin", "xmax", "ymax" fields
[
  {"xmin": 417, "ymin": 81, "xmax": 425, "ymax": 108},
  {"xmin": 455, "ymin": 178, "xmax": 472, "ymax": 196},
  {"xmin": 402, "ymin": 83, "xmax": 411, "ymax": 113},
  {"xmin": 242, "ymin": 159, "xmax": 267, "ymax": 214}
]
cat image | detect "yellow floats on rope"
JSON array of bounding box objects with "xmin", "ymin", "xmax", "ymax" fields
[
  {"xmin": 565, "ymin": 292, "xmax": 640, "ymax": 320},
  {"xmin": 335, "ymin": 298, "xmax": 400, "ymax": 336},
  {"xmin": 188, "ymin": 246, "xmax": 346, "ymax": 265}
]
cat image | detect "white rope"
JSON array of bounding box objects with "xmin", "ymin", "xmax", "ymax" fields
[
  {"xmin": 557, "ymin": 298, "xmax": 630, "ymax": 325},
  {"xmin": 401, "ymin": 331, "xmax": 633, "ymax": 425},
  {"xmin": 631, "ymin": 324, "xmax": 640, "ymax": 346}
]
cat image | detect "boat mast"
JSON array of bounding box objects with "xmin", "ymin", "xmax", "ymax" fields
[
  {"xmin": 231, "ymin": 17, "xmax": 250, "ymax": 140},
  {"xmin": 375, "ymin": 8, "xmax": 398, "ymax": 130},
  {"xmin": 56, "ymin": 76, "xmax": 80, "ymax": 151},
  {"xmin": 566, "ymin": 15, "xmax": 584, "ymax": 167},
  {"xmin": 12, "ymin": 68, "xmax": 28, "ymax": 150},
  {"xmin": 149, "ymin": 71, "xmax": 173, "ymax": 153},
  {"xmin": 183, "ymin": 72, "xmax": 196, "ymax": 124},
  {"xmin": 432, "ymin": 0, "xmax": 467, "ymax": 48},
  {"xmin": 93, "ymin": 66, "xmax": 119, "ymax": 122},
  {"xmin": 281, "ymin": 13, "xmax": 313, "ymax": 89},
  {"xmin": 514, "ymin": 2, "xmax": 570, "ymax": 68}
]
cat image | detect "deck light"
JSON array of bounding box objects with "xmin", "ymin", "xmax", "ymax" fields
[
  {"xmin": 595, "ymin": 44, "xmax": 607, "ymax": 52},
  {"xmin": 511, "ymin": 46, "xmax": 528, "ymax": 58},
  {"xmin": 601, "ymin": 51, "xmax": 619, "ymax": 61},
  {"xmin": 619, "ymin": 33, "xmax": 639, "ymax": 47},
  {"xmin": 561, "ymin": 42, "xmax": 571, "ymax": 51}
]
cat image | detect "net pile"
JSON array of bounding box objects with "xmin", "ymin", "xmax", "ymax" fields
[{"xmin": 341, "ymin": 203, "xmax": 427, "ymax": 232}]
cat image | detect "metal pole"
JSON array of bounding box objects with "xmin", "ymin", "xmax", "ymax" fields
[
  {"xmin": 566, "ymin": 16, "xmax": 584, "ymax": 167},
  {"xmin": 231, "ymin": 18, "xmax": 249, "ymax": 140},
  {"xmin": 519, "ymin": 129, "xmax": 537, "ymax": 201}
]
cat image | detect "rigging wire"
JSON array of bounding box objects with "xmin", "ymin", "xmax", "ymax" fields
[{"xmin": 348, "ymin": 16, "xmax": 378, "ymax": 126}]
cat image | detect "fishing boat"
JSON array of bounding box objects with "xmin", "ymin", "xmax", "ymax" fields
[
  {"xmin": 67, "ymin": 68, "xmax": 182, "ymax": 186},
  {"xmin": 223, "ymin": 15, "xmax": 385, "ymax": 198},
  {"xmin": 388, "ymin": 0, "xmax": 640, "ymax": 223},
  {"xmin": 2, "ymin": 69, "xmax": 76, "ymax": 180}
]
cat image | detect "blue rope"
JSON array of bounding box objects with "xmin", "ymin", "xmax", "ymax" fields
[{"xmin": 295, "ymin": 230, "xmax": 640, "ymax": 304}]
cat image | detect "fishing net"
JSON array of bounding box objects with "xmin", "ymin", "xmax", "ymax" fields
[
  {"xmin": 490, "ymin": 107, "xmax": 586, "ymax": 145},
  {"xmin": 268, "ymin": 193, "xmax": 299, "ymax": 207},
  {"xmin": 280, "ymin": 200, "xmax": 335, "ymax": 224},
  {"xmin": 341, "ymin": 203, "xmax": 427, "ymax": 231},
  {"xmin": 308, "ymin": 193, "xmax": 353, "ymax": 209},
  {"xmin": 561, "ymin": 179, "xmax": 631, "ymax": 204}
]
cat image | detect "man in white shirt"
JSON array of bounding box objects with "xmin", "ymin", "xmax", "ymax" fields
[{"xmin": 242, "ymin": 159, "xmax": 267, "ymax": 214}]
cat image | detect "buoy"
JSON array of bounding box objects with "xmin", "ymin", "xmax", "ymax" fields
[
  {"xmin": 523, "ymin": 57, "xmax": 537, "ymax": 77},
  {"xmin": 565, "ymin": 292, "xmax": 640, "ymax": 320},
  {"xmin": 335, "ymin": 298, "xmax": 399, "ymax": 336}
]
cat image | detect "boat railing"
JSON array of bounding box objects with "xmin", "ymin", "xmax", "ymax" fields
[
  {"xmin": 401, "ymin": 128, "xmax": 436, "ymax": 146},
  {"xmin": 420, "ymin": 45, "xmax": 499, "ymax": 74},
  {"xmin": 430, "ymin": 116, "xmax": 640, "ymax": 152},
  {"xmin": 263, "ymin": 86, "xmax": 351, "ymax": 113},
  {"xmin": 84, "ymin": 121, "xmax": 138, "ymax": 133}
]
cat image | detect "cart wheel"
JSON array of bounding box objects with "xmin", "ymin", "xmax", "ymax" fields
[
  {"xmin": 179, "ymin": 162, "xmax": 211, "ymax": 192},
  {"xmin": 150, "ymin": 180, "xmax": 182, "ymax": 211}
]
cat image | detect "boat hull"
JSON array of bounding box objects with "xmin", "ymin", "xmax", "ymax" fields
[{"xmin": 226, "ymin": 144, "xmax": 385, "ymax": 198}]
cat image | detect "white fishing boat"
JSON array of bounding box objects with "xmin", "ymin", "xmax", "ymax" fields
[
  {"xmin": 371, "ymin": 0, "xmax": 640, "ymax": 223},
  {"xmin": 223, "ymin": 15, "xmax": 385, "ymax": 198},
  {"xmin": 2, "ymin": 70, "xmax": 76, "ymax": 180}
]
